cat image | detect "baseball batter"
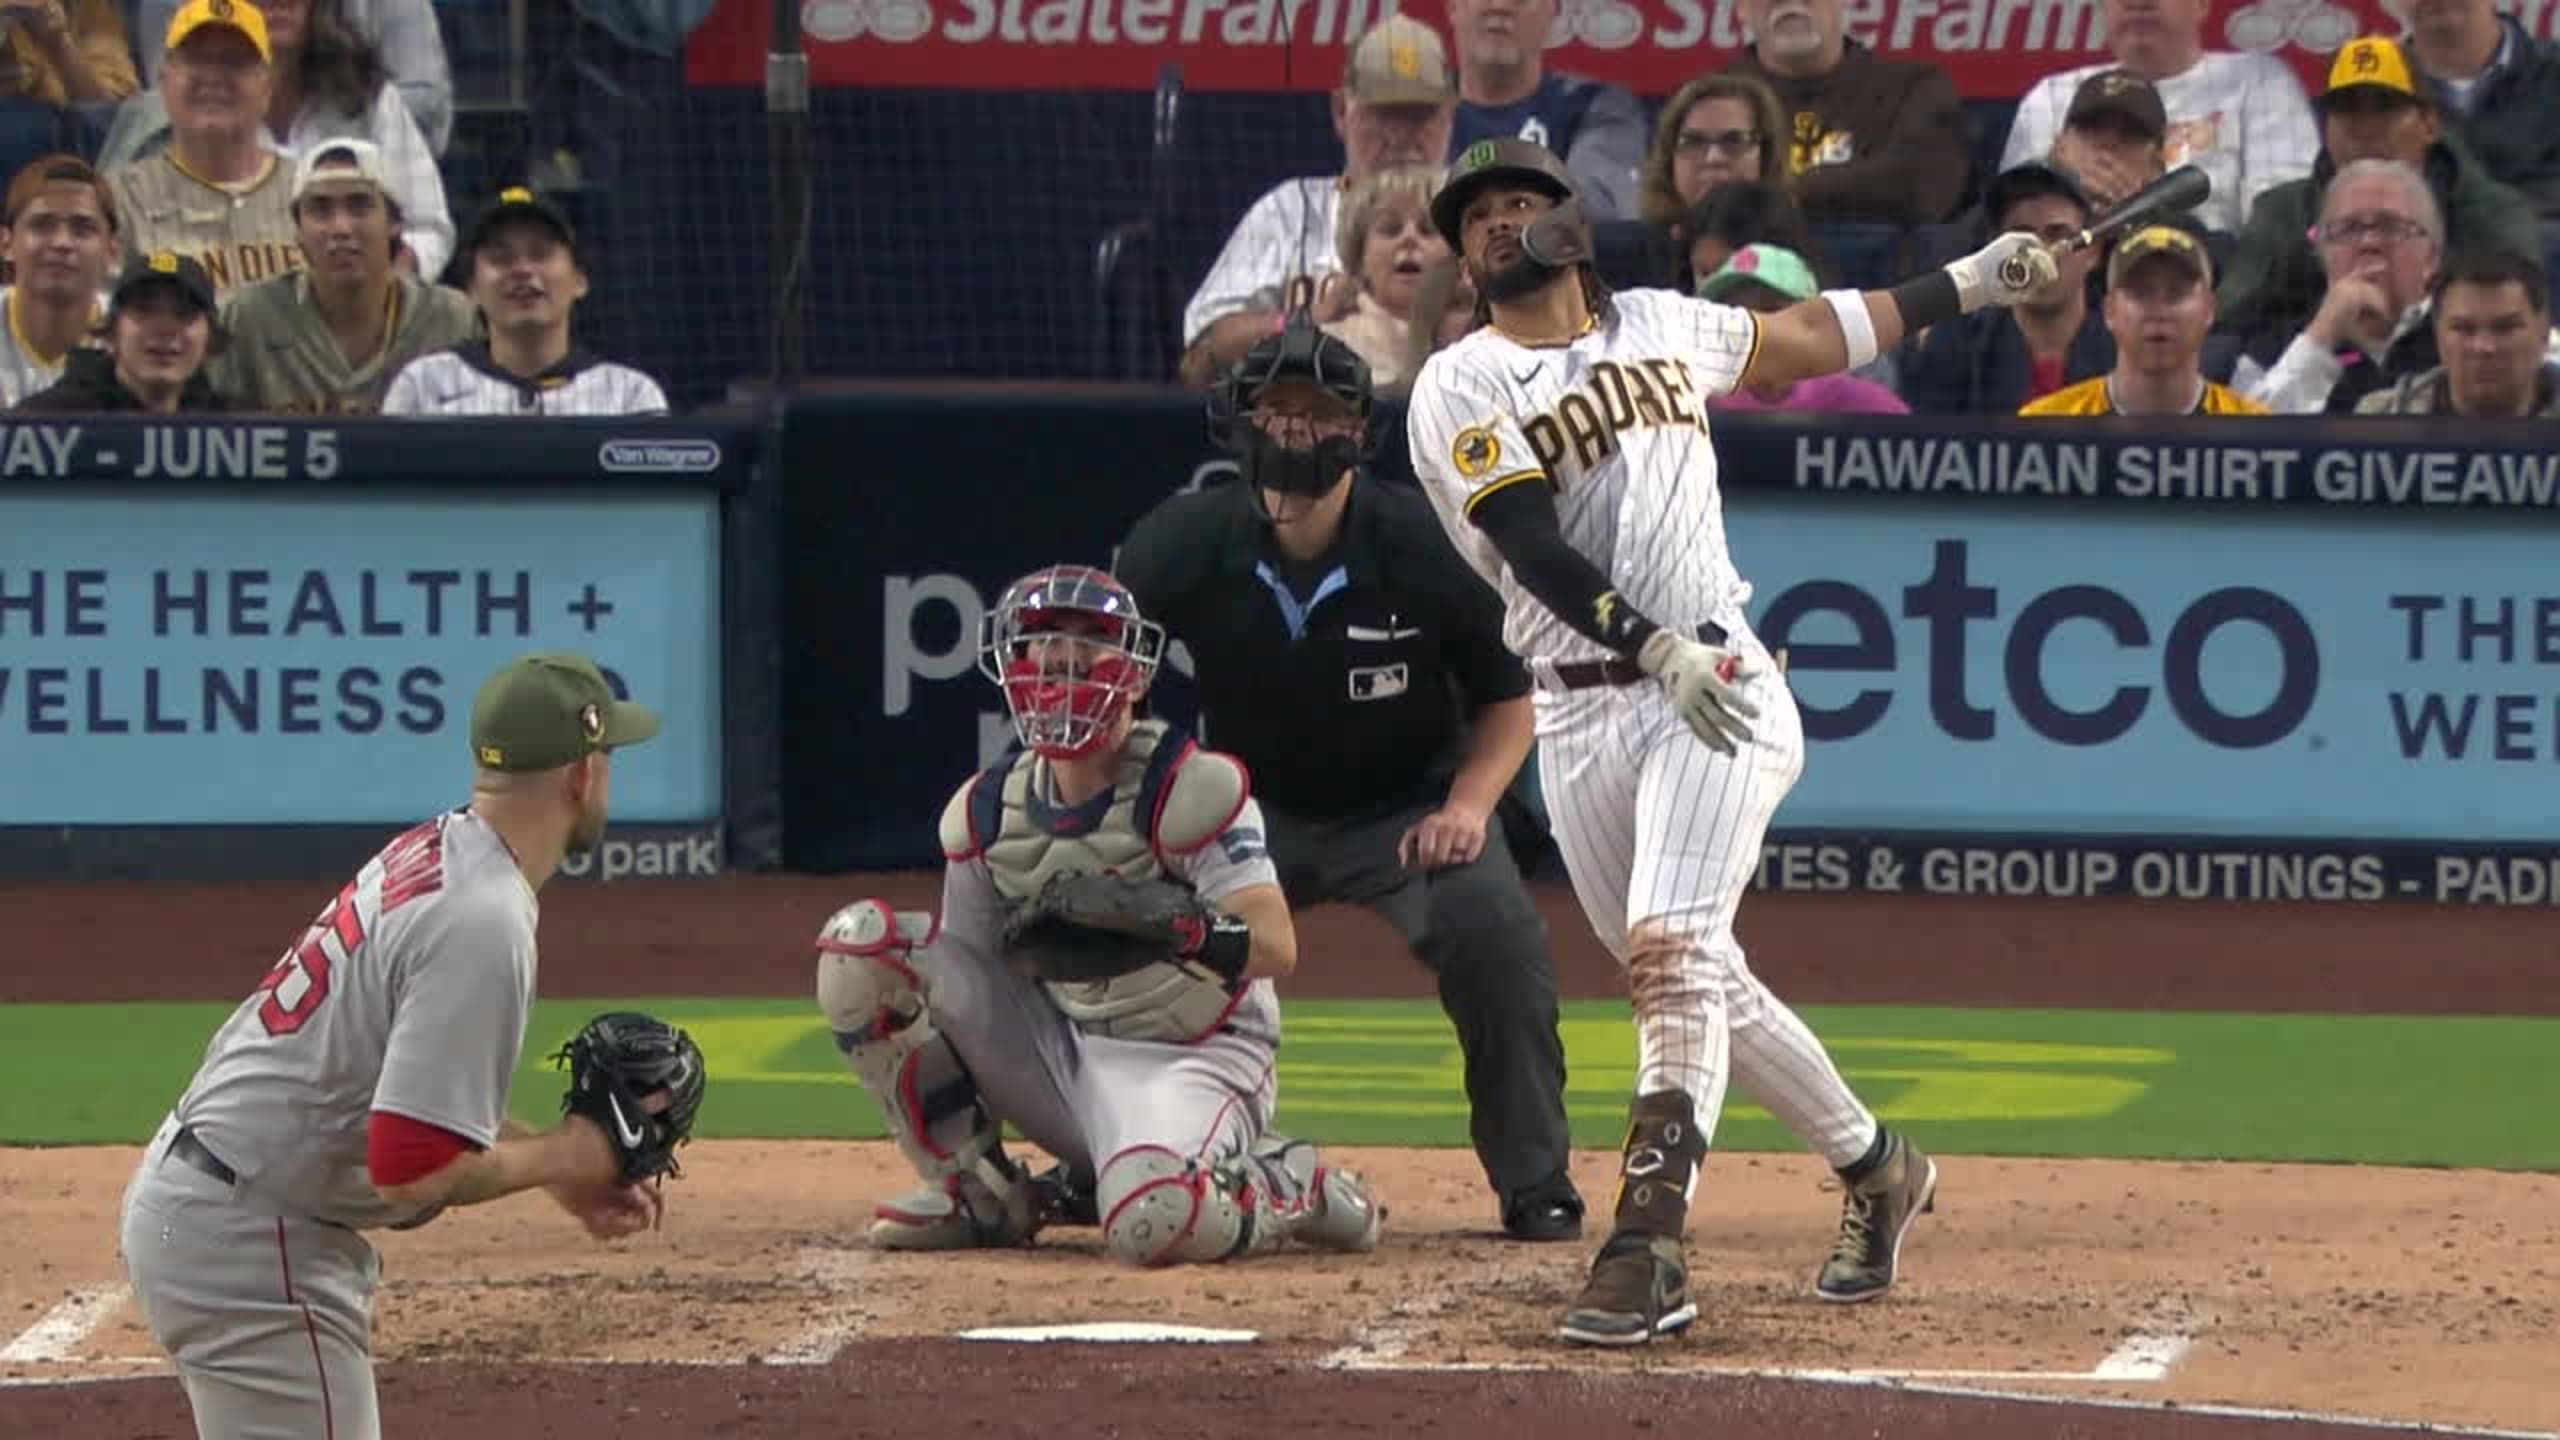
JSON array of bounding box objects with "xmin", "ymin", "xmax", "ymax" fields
[
  {"xmin": 814, "ymin": 564, "xmax": 1383, "ymax": 1266},
  {"xmin": 1404, "ymin": 139, "xmax": 2054, "ymax": 1345},
  {"xmin": 118, "ymin": 653, "xmax": 703, "ymax": 1439}
]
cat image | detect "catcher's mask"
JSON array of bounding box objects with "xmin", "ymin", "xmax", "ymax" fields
[
  {"xmin": 1208, "ymin": 315, "xmax": 1374, "ymax": 503},
  {"xmin": 1431, "ymin": 138, "xmax": 1593, "ymax": 304},
  {"xmin": 978, "ymin": 565, "xmax": 1166, "ymax": 761}
]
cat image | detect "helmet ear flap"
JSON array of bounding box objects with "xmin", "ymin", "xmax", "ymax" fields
[{"xmin": 1522, "ymin": 198, "xmax": 1593, "ymax": 270}]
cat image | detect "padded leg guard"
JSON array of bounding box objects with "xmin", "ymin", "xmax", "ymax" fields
[
  {"xmin": 1242, "ymin": 1135, "xmax": 1384, "ymax": 1254},
  {"xmin": 1098, "ymin": 1145, "xmax": 1260, "ymax": 1267},
  {"xmin": 817, "ymin": 899, "xmax": 1040, "ymax": 1249}
]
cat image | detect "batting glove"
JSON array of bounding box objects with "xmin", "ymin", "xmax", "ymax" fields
[
  {"xmin": 1949, "ymin": 231, "xmax": 2060, "ymax": 312},
  {"xmin": 1637, "ymin": 629, "xmax": 1759, "ymax": 755}
]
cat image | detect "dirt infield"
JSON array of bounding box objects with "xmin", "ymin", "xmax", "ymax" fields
[{"xmin": 3, "ymin": 871, "xmax": 2554, "ymax": 1438}]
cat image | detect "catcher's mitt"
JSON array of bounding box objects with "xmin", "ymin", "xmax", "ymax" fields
[
  {"xmin": 552, "ymin": 1011, "xmax": 706, "ymax": 1184},
  {"xmin": 1002, "ymin": 871, "xmax": 1251, "ymax": 986}
]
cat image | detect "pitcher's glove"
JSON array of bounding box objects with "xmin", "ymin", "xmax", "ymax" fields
[
  {"xmin": 1003, "ymin": 872, "xmax": 1253, "ymax": 987},
  {"xmin": 552, "ymin": 1011, "xmax": 707, "ymax": 1185}
]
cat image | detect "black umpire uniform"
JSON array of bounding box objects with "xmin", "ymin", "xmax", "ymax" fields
[{"xmin": 1115, "ymin": 323, "xmax": 1582, "ymax": 1241}]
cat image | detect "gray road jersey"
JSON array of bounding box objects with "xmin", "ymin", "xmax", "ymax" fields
[
  {"xmin": 174, "ymin": 808, "xmax": 538, "ymax": 1229},
  {"xmin": 939, "ymin": 793, "xmax": 1284, "ymax": 1042},
  {"xmin": 212, "ymin": 272, "xmax": 480, "ymax": 414}
]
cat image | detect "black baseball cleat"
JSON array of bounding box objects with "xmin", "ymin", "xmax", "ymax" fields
[
  {"xmin": 1503, "ymin": 1182, "xmax": 1586, "ymax": 1242},
  {"xmin": 1558, "ymin": 1231, "xmax": 1697, "ymax": 1346},
  {"xmin": 1031, "ymin": 1162, "xmax": 1100, "ymax": 1228}
]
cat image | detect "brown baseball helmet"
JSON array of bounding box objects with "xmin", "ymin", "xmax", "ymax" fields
[{"xmin": 1429, "ymin": 137, "xmax": 1579, "ymax": 250}]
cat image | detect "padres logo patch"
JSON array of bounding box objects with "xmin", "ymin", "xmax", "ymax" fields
[{"xmin": 1451, "ymin": 426, "xmax": 1500, "ymax": 478}]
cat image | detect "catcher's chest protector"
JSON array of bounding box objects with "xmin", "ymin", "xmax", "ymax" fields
[{"xmin": 958, "ymin": 721, "xmax": 1247, "ymax": 1044}]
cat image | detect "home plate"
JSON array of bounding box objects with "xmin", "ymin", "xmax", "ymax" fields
[{"xmin": 957, "ymin": 1322, "xmax": 1260, "ymax": 1344}]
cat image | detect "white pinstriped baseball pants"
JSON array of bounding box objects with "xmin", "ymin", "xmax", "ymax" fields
[{"xmin": 1533, "ymin": 655, "xmax": 1878, "ymax": 1169}]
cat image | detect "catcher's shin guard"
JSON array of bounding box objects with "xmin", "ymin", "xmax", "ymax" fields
[
  {"xmin": 816, "ymin": 899, "xmax": 1041, "ymax": 1248},
  {"xmin": 1240, "ymin": 1134, "xmax": 1383, "ymax": 1253},
  {"xmin": 1096, "ymin": 1137, "xmax": 1384, "ymax": 1267}
]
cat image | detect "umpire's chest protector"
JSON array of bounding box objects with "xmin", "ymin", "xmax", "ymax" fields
[{"xmin": 940, "ymin": 720, "xmax": 1252, "ymax": 1044}]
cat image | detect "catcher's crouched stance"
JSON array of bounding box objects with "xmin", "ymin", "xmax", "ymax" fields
[{"xmin": 816, "ymin": 564, "xmax": 1384, "ymax": 1265}]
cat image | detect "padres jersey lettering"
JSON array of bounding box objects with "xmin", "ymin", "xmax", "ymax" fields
[
  {"xmin": 106, "ymin": 153, "xmax": 304, "ymax": 301},
  {"xmin": 1406, "ymin": 290, "xmax": 1762, "ymax": 669}
]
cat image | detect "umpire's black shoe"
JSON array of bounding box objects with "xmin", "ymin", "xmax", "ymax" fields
[{"xmin": 1503, "ymin": 1181, "xmax": 1585, "ymax": 1242}]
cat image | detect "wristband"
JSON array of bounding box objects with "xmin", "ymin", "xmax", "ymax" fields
[
  {"xmin": 1190, "ymin": 913, "xmax": 1253, "ymax": 984},
  {"xmin": 1820, "ymin": 290, "xmax": 1879, "ymax": 369},
  {"xmin": 1888, "ymin": 269, "xmax": 1966, "ymax": 332}
]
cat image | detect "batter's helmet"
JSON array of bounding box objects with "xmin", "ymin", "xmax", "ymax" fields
[{"xmin": 1429, "ymin": 138, "xmax": 1590, "ymax": 271}]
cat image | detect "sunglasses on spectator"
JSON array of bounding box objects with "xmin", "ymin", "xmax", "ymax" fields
[
  {"xmin": 1675, "ymin": 129, "xmax": 1762, "ymax": 156},
  {"xmin": 2310, "ymin": 216, "xmax": 2429, "ymax": 247}
]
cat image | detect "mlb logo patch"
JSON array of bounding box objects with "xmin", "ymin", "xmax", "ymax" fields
[{"xmin": 1348, "ymin": 664, "xmax": 1409, "ymax": 701}]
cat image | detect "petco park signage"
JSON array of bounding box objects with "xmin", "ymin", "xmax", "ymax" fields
[{"xmin": 682, "ymin": 0, "xmax": 2539, "ymax": 97}]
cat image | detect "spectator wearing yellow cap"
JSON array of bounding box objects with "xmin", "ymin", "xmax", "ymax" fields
[
  {"xmin": 2217, "ymin": 36, "xmax": 2539, "ymax": 364},
  {"xmin": 2022, "ymin": 224, "xmax": 2265, "ymax": 417}
]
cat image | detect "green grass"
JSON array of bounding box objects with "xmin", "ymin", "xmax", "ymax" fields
[{"xmin": 5, "ymin": 999, "xmax": 2553, "ymax": 1169}]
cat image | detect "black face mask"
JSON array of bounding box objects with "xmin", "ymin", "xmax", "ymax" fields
[{"xmin": 1241, "ymin": 424, "xmax": 1362, "ymax": 501}]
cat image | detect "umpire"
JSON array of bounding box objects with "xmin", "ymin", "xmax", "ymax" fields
[{"xmin": 1115, "ymin": 321, "xmax": 1582, "ymax": 1242}]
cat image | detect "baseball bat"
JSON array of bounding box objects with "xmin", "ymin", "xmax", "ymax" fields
[{"xmin": 1996, "ymin": 164, "xmax": 2213, "ymax": 290}]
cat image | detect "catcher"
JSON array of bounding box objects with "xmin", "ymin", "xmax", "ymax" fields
[
  {"xmin": 815, "ymin": 563, "xmax": 1384, "ymax": 1265},
  {"xmin": 117, "ymin": 652, "xmax": 706, "ymax": 1440}
]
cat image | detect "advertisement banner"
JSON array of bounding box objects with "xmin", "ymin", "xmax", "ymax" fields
[
  {"xmin": 0, "ymin": 488, "xmax": 723, "ymax": 825},
  {"xmin": 781, "ymin": 389, "xmax": 2559, "ymax": 903},
  {"xmin": 686, "ymin": 0, "xmax": 2495, "ymax": 98}
]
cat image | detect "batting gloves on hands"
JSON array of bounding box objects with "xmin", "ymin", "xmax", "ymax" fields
[
  {"xmin": 1949, "ymin": 231, "xmax": 2060, "ymax": 312},
  {"xmin": 1637, "ymin": 629, "xmax": 1759, "ymax": 755}
]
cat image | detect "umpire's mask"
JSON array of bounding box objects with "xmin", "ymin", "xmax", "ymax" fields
[{"xmin": 1210, "ymin": 318, "xmax": 1373, "ymax": 503}]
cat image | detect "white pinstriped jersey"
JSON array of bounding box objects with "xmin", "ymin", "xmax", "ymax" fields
[
  {"xmin": 380, "ymin": 344, "xmax": 668, "ymax": 417},
  {"xmin": 1405, "ymin": 289, "xmax": 1762, "ymax": 669},
  {"xmin": 0, "ymin": 287, "xmax": 105, "ymax": 406},
  {"xmin": 1181, "ymin": 177, "xmax": 1342, "ymax": 346}
]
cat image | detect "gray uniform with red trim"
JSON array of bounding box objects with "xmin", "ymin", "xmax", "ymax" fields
[
  {"xmin": 928, "ymin": 721, "xmax": 1292, "ymax": 1235},
  {"xmin": 118, "ymin": 810, "xmax": 537, "ymax": 1440}
]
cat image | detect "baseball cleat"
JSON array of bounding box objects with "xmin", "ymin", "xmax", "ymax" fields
[
  {"xmin": 869, "ymin": 1170, "xmax": 1042, "ymax": 1251},
  {"xmin": 1815, "ymin": 1133, "xmax": 1938, "ymax": 1303},
  {"xmin": 1558, "ymin": 1232, "xmax": 1697, "ymax": 1346}
]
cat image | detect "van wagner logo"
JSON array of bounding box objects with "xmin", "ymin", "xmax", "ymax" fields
[{"xmin": 599, "ymin": 438, "xmax": 723, "ymax": 473}]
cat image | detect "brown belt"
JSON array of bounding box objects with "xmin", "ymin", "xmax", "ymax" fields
[
  {"xmin": 1550, "ymin": 622, "xmax": 1729, "ymax": 690},
  {"xmin": 167, "ymin": 1124, "xmax": 238, "ymax": 1185}
]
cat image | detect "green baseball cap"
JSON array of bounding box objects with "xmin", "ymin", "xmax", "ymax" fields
[
  {"xmin": 1697, "ymin": 243, "xmax": 1820, "ymax": 304},
  {"xmin": 469, "ymin": 652, "xmax": 658, "ymax": 772}
]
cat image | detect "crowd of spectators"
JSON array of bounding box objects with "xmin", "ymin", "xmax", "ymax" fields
[
  {"xmin": 1188, "ymin": 0, "xmax": 2560, "ymax": 422},
  {"xmin": 0, "ymin": 0, "xmax": 663, "ymax": 416}
]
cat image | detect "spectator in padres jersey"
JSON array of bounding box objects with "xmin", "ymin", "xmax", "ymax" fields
[
  {"xmin": 0, "ymin": 154, "xmax": 116, "ymax": 405},
  {"xmin": 1116, "ymin": 322, "xmax": 1584, "ymax": 1244},
  {"xmin": 15, "ymin": 250, "xmax": 233, "ymax": 411},
  {"xmin": 1901, "ymin": 161, "xmax": 2113, "ymax": 413},
  {"xmin": 211, "ymin": 138, "xmax": 473, "ymax": 413},
  {"xmin": 2020, "ymin": 223, "xmax": 2266, "ymax": 416},
  {"xmin": 1443, "ymin": 0, "xmax": 1645, "ymax": 222},
  {"xmin": 103, "ymin": 0, "xmax": 301, "ymax": 299},
  {"xmin": 2000, "ymin": 0, "xmax": 2316, "ymax": 237},
  {"xmin": 2356, "ymin": 250, "xmax": 2560, "ymax": 418},
  {"xmin": 381, "ymin": 187, "xmax": 668, "ymax": 416},
  {"xmin": 1720, "ymin": 0, "xmax": 1970, "ymax": 227},
  {"xmin": 1179, "ymin": 14, "xmax": 1455, "ymax": 387},
  {"xmin": 104, "ymin": 0, "xmax": 452, "ymax": 278},
  {"xmin": 140, "ymin": 0, "xmax": 451, "ymax": 153}
]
